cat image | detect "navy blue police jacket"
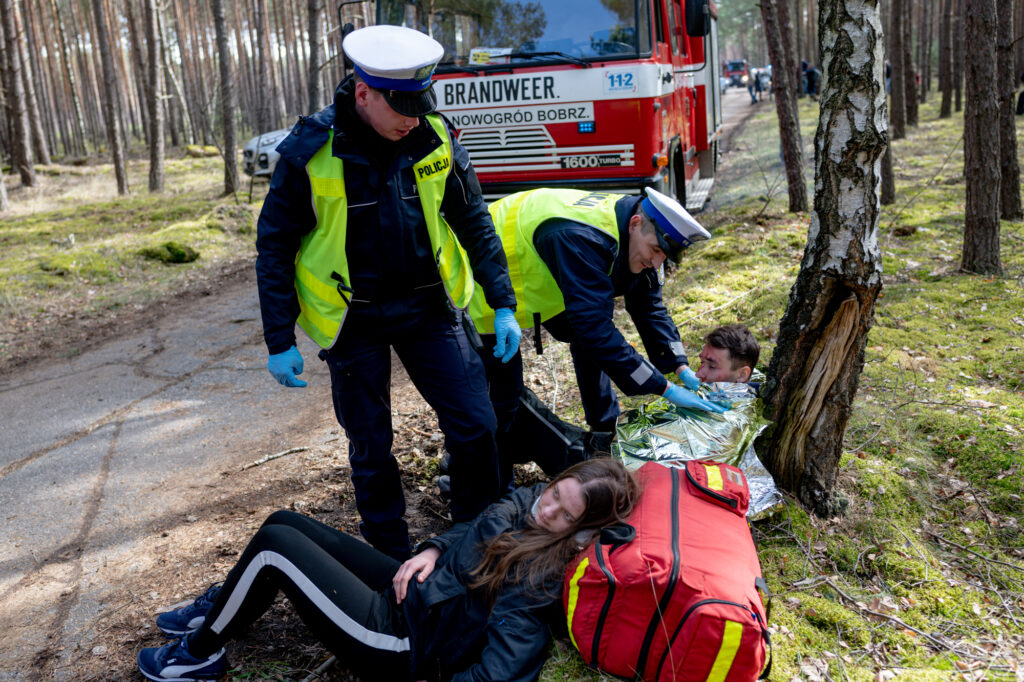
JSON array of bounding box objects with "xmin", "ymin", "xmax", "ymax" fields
[
  {"xmin": 403, "ymin": 484, "xmax": 559, "ymax": 682},
  {"xmin": 533, "ymin": 195, "xmax": 689, "ymax": 397},
  {"xmin": 255, "ymin": 76, "xmax": 515, "ymax": 354}
]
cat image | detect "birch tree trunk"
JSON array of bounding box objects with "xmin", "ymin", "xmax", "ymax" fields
[
  {"xmin": 761, "ymin": 0, "xmax": 809, "ymax": 212},
  {"xmin": 0, "ymin": 163, "xmax": 8, "ymax": 210},
  {"xmin": 145, "ymin": 0, "xmax": 164, "ymax": 191},
  {"xmin": 212, "ymin": 0, "xmax": 238, "ymax": 195},
  {"xmin": 759, "ymin": 0, "xmax": 886, "ymax": 515},
  {"xmin": 996, "ymin": 0, "xmax": 1022, "ymax": 220},
  {"xmin": 961, "ymin": 0, "xmax": 1001, "ymax": 274},
  {"xmin": 0, "ymin": 0, "xmax": 36, "ymax": 186},
  {"xmin": 91, "ymin": 0, "xmax": 128, "ymax": 194}
]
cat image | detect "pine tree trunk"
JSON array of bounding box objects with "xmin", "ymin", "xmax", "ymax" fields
[
  {"xmin": 939, "ymin": 0, "xmax": 953, "ymax": 118},
  {"xmin": 13, "ymin": 1, "xmax": 50, "ymax": 165},
  {"xmin": 233, "ymin": 3, "xmax": 256, "ymax": 134},
  {"xmin": 880, "ymin": 139, "xmax": 895, "ymax": 204},
  {"xmin": 92, "ymin": 0, "xmax": 128, "ymax": 194},
  {"xmin": 0, "ymin": 0, "xmax": 36, "ymax": 186},
  {"xmin": 22, "ymin": 0, "xmax": 55, "ymax": 160},
  {"xmin": 778, "ymin": 0, "xmax": 802, "ymax": 103},
  {"xmin": 761, "ymin": 0, "xmax": 809, "ymax": 213},
  {"xmin": 996, "ymin": 0, "xmax": 1022, "ymax": 219},
  {"xmin": 145, "ymin": 0, "xmax": 164, "ymax": 191},
  {"xmin": 953, "ymin": 0, "xmax": 963, "ymax": 111},
  {"xmin": 795, "ymin": 0, "xmax": 804, "ymax": 86},
  {"xmin": 307, "ymin": 0, "xmax": 325, "ymax": 113},
  {"xmin": 158, "ymin": 2, "xmax": 192, "ymax": 144},
  {"xmin": 254, "ymin": 0, "xmax": 272, "ymax": 131},
  {"xmin": 759, "ymin": 0, "xmax": 886, "ymax": 515},
  {"xmin": 920, "ymin": 0, "xmax": 930, "ymax": 101},
  {"xmin": 1016, "ymin": 0, "xmax": 1024, "ymax": 77},
  {"xmin": 34, "ymin": 0, "xmax": 69, "ymax": 157},
  {"xmin": 125, "ymin": 0, "xmax": 151, "ymax": 153},
  {"xmin": 961, "ymin": 0, "xmax": 1002, "ymax": 274},
  {"xmin": 890, "ymin": 0, "xmax": 907, "ymax": 139},
  {"xmin": 212, "ymin": 0, "xmax": 238, "ymax": 195},
  {"xmin": 50, "ymin": 0, "xmax": 87, "ymax": 156},
  {"xmin": 903, "ymin": 0, "xmax": 918, "ymax": 126}
]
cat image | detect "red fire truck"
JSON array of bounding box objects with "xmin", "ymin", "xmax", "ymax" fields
[{"xmin": 373, "ymin": 0, "xmax": 722, "ymax": 211}]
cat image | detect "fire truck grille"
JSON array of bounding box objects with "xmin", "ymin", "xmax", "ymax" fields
[{"xmin": 457, "ymin": 126, "xmax": 635, "ymax": 174}]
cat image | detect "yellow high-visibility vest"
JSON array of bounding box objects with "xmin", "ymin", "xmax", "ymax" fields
[
  {"xmin": 295, "ymin": 115, "xmax": 474, "ymax": 348},
  {"xmin": 467, "ymin": 189, "xmax": 621, "ymax": 333}
]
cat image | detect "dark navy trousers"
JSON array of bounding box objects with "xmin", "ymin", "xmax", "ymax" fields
[
  {"xmin": 480, "ymin": 313, "xmax": 619, "ymax": 489},
  {"xmin": 321, "ymin": 287, "xmax": 500, "ymax": 560}
]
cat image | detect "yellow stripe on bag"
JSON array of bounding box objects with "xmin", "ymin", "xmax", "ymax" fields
[
  {"xmin": 706, "ymin": 620, "xmax": 743, "ymax": 682},
  {"xmin": 703, "ymin": 462, "xmax": 724, "ymax": 491},
  {"xmin": 565, "ymin": 557, "xmax": 590, "ymax": 652}
]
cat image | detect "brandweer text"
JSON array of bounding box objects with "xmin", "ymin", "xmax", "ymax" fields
[{"xmin": 442, "ymin": 77, "xmax": 557, "ymax": 106}]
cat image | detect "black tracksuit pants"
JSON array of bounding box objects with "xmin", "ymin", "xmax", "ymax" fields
[{"xmin": 188, "ymin": 511, "xmax": 412, "ymax": 680}]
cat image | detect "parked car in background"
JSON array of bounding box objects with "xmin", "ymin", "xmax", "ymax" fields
[
  {"xmin": 242, "ymin": 128, "xmax": 290, "ymax": 177},
  {"xmin": 720, "ymin": 76, "xmax": 729, "ymax": 94}
]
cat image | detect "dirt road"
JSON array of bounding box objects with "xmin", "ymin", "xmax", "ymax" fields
[{"xmin": 0, "ymin": 89, "xmax": 758, "ymax": 680}]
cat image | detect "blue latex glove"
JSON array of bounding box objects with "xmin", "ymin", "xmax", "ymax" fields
[
  {"xmin": 267, "ymin": 345, "xmax": 307, "ymax": 387},
  {"xmin": 678, "ymin": 366, "xmax": 700, "ymax": 391},
  {"xmin": 492, "ymin": 308, "xmax": 522, "ymax": 364},
  {"xmin": 663, "ymin": 383, "xmax": 729, "ymax": 413}
]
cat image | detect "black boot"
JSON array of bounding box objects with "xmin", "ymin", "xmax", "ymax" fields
[{"xmin": 584, "ymin": 431, "xmax": 615, "ymax": 458}]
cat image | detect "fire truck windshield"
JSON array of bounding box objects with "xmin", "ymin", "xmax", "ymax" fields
[{"xmin": 378, "ymin": 0, "xmax": 649, "ymax": 68}]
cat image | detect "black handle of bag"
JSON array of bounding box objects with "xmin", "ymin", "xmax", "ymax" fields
[
  {"xmin": 599, "ymin": 522, "xmax": 636, "ymax": 547},
  {"xmin": 759, "ymin": 628, "xmax": 772, "ymax": 679},
  {"xmin": 533, "ymin": 313, "xmax": 543, "ymax": 354},
  {"xmin": 755, "ymin": 576, "xmax": 773, "ymax": 679}
]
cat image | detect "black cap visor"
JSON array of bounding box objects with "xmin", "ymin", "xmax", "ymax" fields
[
  {"xmin": 655, "ymin": 229, "xmax": 686, "ymax": 264},
  {"xmin": 381, "ymin": 84, "xmax": 437, "ymax": 117}
]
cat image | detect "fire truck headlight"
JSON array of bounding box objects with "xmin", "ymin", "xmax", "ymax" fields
[
  {"xmin": 741, "ymin": 75, "xmax": 749, "ymax": 84},
  {"xmin": 578, "ymin": 121, "xmax": 595, "ymax": 134}
]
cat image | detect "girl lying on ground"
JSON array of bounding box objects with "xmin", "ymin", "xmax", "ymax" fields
[{"xmin": 137, "ymin": 457, "xmax": 639, "ymax": 682}]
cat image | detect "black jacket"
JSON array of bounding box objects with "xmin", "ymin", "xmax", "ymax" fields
[
  {"xmin": 255, "ymin": 77, "xmax": 515, "ymax": 354},
  {"xmin": 402, "ymin": 484, "xmax": 559, "ymax": 682},
  {"xmin": 532, "ymin": 195, "xmax": 689, "ymax": 397}
]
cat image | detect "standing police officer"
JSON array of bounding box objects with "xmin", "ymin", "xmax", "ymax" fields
[
  {"xmin": 466, "ymin": 188, "xmax": 726, "ymax": 490},
  {"xmin": 255, "ymin": 26, "xmax": 520, "ymax": 560}
]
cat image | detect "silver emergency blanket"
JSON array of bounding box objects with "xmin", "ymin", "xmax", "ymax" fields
[{"xmin": 613, "ymin": 376, "xmax": 782, "ymax": 518}]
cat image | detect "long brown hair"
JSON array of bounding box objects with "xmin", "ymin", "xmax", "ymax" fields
[{"xmin": 470, "ymin": 457, "xmax": 639, "ymax": 600}]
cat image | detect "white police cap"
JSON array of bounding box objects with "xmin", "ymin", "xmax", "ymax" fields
[
  {"xmin": 641, "ymin": 187, "xmax": 712, "ymax": 262},
  {"xmin": 343, "ymin": 26, "xmax": 444, "ymax": 117}
]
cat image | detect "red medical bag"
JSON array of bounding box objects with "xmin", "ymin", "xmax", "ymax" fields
[{"xmin": 563, "ymin": 460, "xmax": 771, "ymax": 681}]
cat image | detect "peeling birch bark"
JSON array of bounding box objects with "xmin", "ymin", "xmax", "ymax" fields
[{"xmin": 759, "ymin": 0, "xmax": 886, "ymax": 516}]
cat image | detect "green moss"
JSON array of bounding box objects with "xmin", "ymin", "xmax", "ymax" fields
[{"xmin": 138, "ymin": 241, "xmax": 199, "ymax": 264}]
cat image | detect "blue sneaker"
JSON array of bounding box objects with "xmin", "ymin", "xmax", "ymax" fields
[
  {"xmin": 137, "ymin": 637, "xmax": 227, "ymax": 681},
  {"xmin": 156, "ymin": 584, "xmax": 221, "ymax": 636}
]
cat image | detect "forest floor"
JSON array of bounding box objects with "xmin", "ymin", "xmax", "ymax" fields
[{"xmin": 1, "ymin": 90, "xmax": 1023, "ymax": 681}]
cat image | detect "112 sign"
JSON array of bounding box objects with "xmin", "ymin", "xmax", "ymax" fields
[{"xmin": 604, "ymin": 70, "xmax": 636, "ymax": 93}]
